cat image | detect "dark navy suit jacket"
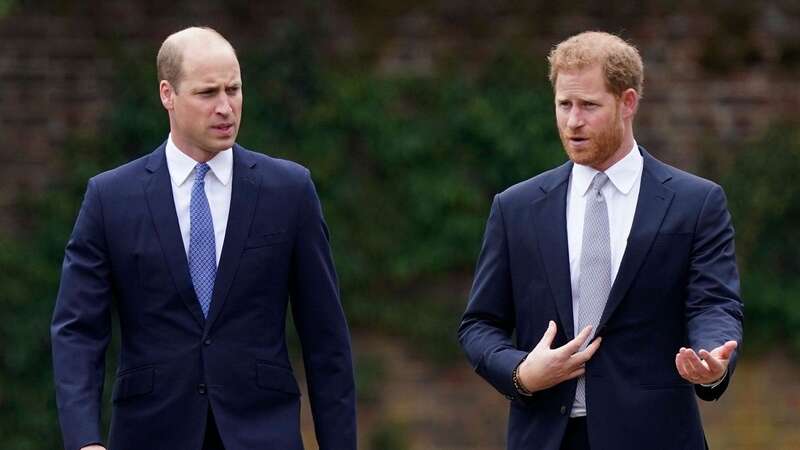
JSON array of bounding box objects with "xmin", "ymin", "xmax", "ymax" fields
[
  {"xmin": 459, "ymin": 148, "xmax": 743, "ymax": 450},
  {"xmin": 51, "ymin": 143, "xmax": 356, "ymax": 450}
]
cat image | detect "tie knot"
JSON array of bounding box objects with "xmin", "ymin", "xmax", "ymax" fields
[
  {"xmin": 590, "ymin": 172, "xmax": 609, "ymax": 192},
  {"xmin": 194, "ymin": 163, "xmax": 211, "ymax": 182}
]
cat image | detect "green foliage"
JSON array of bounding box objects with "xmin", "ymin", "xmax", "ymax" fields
[
  {"xmin": 354, "ymin": 352, "xmax": 386, "ymax": 404},
  {"xmin": 2, "ymin": 15, "xmax": 799, "ymax": 449},
  {"xmin": 367, "ymin": 420, "xmax": 411, "ymax": 450},
  {"xmin": 6, "ymin": 21, "xmax": 800, "ymax": 447},
  {"xmin": 0, "ymin": 239, "xmax": 62, "ymax": 449},
  {"xmin": 0, "ymin": 0, "xmax": 16, "ymax": 17},
  {"xmin": 723, "ymin": 126, "xmax": 800, "ymax": 353}
]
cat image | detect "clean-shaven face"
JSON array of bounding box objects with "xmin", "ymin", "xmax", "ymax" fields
[
  {"xmin": 554, "ymin": 64, "xmax": 625, "ymax": 170},
  {"xmin": 168, "ymin": 40, "xmax": 242, "ymax": 161}
]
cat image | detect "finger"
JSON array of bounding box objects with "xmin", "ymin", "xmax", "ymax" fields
[
  {"xmin": 676, "ymin": 350, "xmax": 696, "ymax": 379},
  {"xmin": 698, "ymin": 349, "xmax": 725, "ymax": 375},
  {"xmin": 683, "ymin": 348, "xmax": 712, "ymax": 379},
  {"xmin": 570, "ymin": 337, "xmax": 602, "ymax": 366},
  {"xmin": 537, "ymin": 320, "xmax": 557, "ymax": 349},
  {"xmin": 713, "ymin": 341, "xmax": 738, "ymax": 360},
  {"xmin": 680, "ymin": 348, "xmax": 702, "ymax": 376},
  {"xmin": 687, "ymin": 348, "xmax": 710, "ymax": 371},
  {"xmin": 675, "ymin": 352, "xmax": 691, "ymax": 380},
  {"xmin": 563, "ymin": 367, "xmax": 586, "ymax": 381},
  {"xmin": 561, "ymin": 325, "xmax": 593, "ymax": 355},
  {"xmin": 582, "ymin": 336, "xmax": 603, "ymax": 359}
]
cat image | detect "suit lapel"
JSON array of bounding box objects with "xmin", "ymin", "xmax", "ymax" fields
[
  {"xmin": 204, "ymin": 146, "xmax": 260, "ymax": 334},
  {"xmin": 531, "ymin": 162, "xmax": 575, "ymax": 339},
  {"xmin": 142, "ymin": 144, "xmax": 205, "ymax": 328},
  {"xmin": 597, "ymin": 149, "xmax": 675, "ymax": 332}
]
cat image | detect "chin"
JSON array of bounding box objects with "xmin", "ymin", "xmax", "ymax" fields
[
  {"xmin": 565, "ymin": 148, "xmax": 597, "ymax": 166},
  {"xmin": 211, "ymin": 138, "xmax": 236, "ymax": 151}
]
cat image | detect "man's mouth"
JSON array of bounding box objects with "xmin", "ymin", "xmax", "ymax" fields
[
  {"xmin": 568, "ymin": 136, "xmax": 589, "ymax": 146},
  {"xmin": 212, "ymin": 123, "xmax": 235, "ymax": 134}
]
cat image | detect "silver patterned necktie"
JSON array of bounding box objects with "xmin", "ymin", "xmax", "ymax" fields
[
  {"xmin": 188, "ymin": 163, "xmax": 216, "ymax": 318},
  {"xmin": 574, "ymin": 172, "xmax": 612, "ymax": 411}
]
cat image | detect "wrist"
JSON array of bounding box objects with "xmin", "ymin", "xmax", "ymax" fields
[
  {"xmin": 513, "ymin": 358, "xmax": 533, "ymax": 396},
  {"xmin": 700, "ymin": 368, "xmax": 728, "ymax": 388}
]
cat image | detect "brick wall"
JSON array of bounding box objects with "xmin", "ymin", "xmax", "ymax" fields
[{"xmin": 1, "ymin": 1, "xmax": 799, "ymax": 231}]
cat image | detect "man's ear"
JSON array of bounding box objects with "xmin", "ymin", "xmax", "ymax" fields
[
  {"xmin": 160, "ymin": 80, "xmax": 175, "ymax": 110},
  {"xmin": 620, "ymin": 88, "xmax": 639, "ymax": 119}
]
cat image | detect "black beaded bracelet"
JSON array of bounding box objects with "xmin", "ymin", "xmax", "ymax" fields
[{"xmin": 512, "ymin": 362, "xmax": 533, "ymax": 396}]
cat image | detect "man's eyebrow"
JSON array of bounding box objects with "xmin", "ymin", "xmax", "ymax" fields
[{"xmin": 192, "ymin": 85, "xmax": 218, "ymax": 91}]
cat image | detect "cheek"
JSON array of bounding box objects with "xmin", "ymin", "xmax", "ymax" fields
[
  {"xmin": 555, "ymin": 112, "xmax": 568, "ymax": 130},
  {"xmin": 590, "ymin": 114, "xmax": 614, "ymax": 131},
  {"xmin": 179, "ymin": 103, "xmax": 206, "ymax": 120}
]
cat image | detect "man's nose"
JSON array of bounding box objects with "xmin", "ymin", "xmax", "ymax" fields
[
  {"xmin": 215, "ymin": 95, "xmax": 233, "ymax": 115},
  {"xmin": 567, "ymin": 109, "xmax": 584, "ymax": 129}
]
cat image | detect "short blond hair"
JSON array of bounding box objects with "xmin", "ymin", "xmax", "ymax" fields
[{"xmin": 548, "ymin": 31, "xmax": 644, "ymax": 97}]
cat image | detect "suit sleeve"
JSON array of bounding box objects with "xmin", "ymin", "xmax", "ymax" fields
[
  {"xmin": 685, "ymin": 184, "xmax": 744, "ymax": 401},
  {"xmin": 458, "ymin": 195, "xmax": 528, "ymax": 400},
  {"xmin": 51, "ymin": 178, "xmax": 113, "ymax": 450},
  {"xmin": 289, "ymin": 171, "xmax": 356, "ymax": 450}
]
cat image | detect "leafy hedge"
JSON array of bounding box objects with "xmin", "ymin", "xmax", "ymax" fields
[
  {"xmin": 722, "ymin": 127, "xmax": 800, "ymax": 352},
  {"xmin": 1, "ymin": 28, "xmax": 798, "ymax": 449}
]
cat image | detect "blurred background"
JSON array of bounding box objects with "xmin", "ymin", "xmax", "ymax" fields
[{"xmin": 1, "ymin": 0, "xmax": 799, "ymax": 449}]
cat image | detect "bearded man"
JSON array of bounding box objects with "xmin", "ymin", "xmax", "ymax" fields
[{"xmin": 459, "ymin": 31, "xmax": 742, "ymax": 450}]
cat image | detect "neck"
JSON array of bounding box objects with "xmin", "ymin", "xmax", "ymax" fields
[
  {"xmin": 593, "ymin": 129, "xmax": 635, "ymax": 172},
  {"xmin": 170, "ymin": 134, "xmax": 216, "ymax": 163}
]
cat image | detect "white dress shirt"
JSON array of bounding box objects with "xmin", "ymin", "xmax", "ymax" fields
[
  {"xmin": 165, "ymin": 135, "xmax": 233, "ymax": 265},
  {"xmin": 566, "ymin": 142, "xmax": 643, "ymax": 417}
]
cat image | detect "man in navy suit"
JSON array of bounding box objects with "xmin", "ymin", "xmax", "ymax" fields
[
  {"xmin": 51, "ymin": 27, "xmax": 356, "ymax": 450},
  {"xmin": 458, "ymin": 31, "xmax": 743, "ymax": 450}
]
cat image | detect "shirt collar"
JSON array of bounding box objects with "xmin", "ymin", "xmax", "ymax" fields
[
  {"xmin": 165, "ymin": 134, "xmax": 233, "ymax": 187},
  {"xmin": 571, "ymin": 141, "xmax": 643, "ymax": 197}
]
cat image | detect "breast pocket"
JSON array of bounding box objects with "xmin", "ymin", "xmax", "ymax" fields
[
  {"xmin": 648, "ymin": 232, "xmax": 693, "ymax": 266},
  {"xmin": 244, "ymin": 231, "xmax": 288, "ymax": 250}
]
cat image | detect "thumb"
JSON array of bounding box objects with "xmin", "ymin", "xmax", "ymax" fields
[
  {"xmin": 537, "ymin": 321, "xmax": 557, "ymax": 349},
  {"xmin": 716, "ymin": 340, "xmax": 738, "ymax": 359}
]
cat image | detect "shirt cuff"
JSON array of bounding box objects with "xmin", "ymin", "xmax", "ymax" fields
[{"xmin": 700, "ymin": 368, "xmax": 727, "ymax": 388}]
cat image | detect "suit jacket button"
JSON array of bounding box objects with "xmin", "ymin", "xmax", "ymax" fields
[
  {"xmin": 198, "ymin": 384, "xmax": 207, "ymax": 395},
  {"xmin": 204, "ymin": 338, "xmax": 212, "ymax": 346},
  {"xmin": 560, "ymin": 405, "xmax": 567, "ymax": 415}
]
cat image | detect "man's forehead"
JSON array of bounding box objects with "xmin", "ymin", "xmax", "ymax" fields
[
  {"xmin": 555, "ymin": 66, "xmax": 608, "ymax": 91},
  {"xmin": 556, "ymin": 63, "xmax": 603, "ymax": 79},
  {"xmin": 181, "ymin": 67, "xmax": 241, "ymax": 87},
  {"xmin": 179, "ymin": 44, "xmax": 240, "ymax": 80}
]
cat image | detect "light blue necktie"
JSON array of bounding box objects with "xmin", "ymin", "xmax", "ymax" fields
[
  {"xmin": 574, "ymin": 172, "xmax": 612, "ymax": 413},
  {"xmin": 188, "ymin": 163, "xmax": 216, "ymax": 318}
]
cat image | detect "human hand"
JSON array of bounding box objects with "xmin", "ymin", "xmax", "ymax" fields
[
  {"xmin": 675, "ymin": 340, "xmax": 737, "ymax": 385},
  {"xmin": 517, "ymin": 321, "xmax": 602, "ymax": 393}
]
